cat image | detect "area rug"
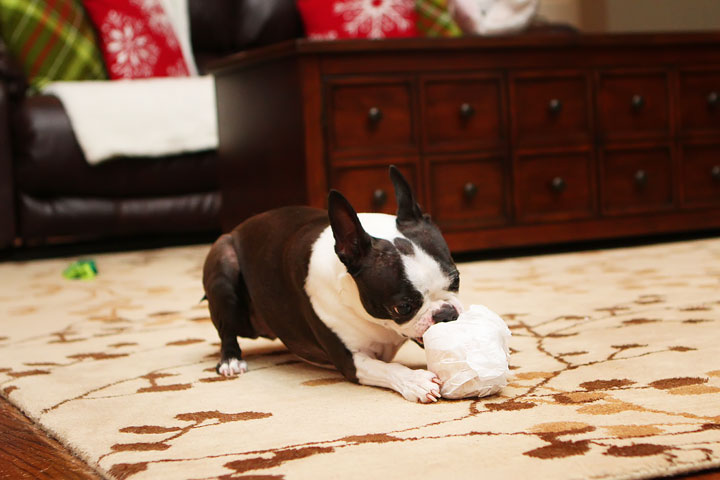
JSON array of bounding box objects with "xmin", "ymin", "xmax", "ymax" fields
[{"xmin": 1, "ymin": 237, "xmax": 720, "ymax": 480}]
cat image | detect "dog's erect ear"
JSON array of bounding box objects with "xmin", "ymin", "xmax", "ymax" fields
[
  {"xmin": 389, "ymin": 165, "xmax": 423, "ymax": 224},
  {"xmin": 328, "ymin": 190, "xmax": 372, "ymax": 275}
]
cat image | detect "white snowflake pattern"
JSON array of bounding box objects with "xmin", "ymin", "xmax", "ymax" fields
[
  {"xmin": 103, "ymin": 10, "xmax": 160, "ymax": 78},
  {"xmin": 129, "ymin": 0, "xmax": 178, "ymax": 48},
  {"xmin": 333, "ymin": 0, "xmax": 414, "ymax": 38}
]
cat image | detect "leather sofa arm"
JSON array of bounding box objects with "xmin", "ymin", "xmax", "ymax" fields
[
  {"xmin": 0, "ymin": 38, "xmax": 25, "ymax": 248},
  {"xmin": 0, "ymin": 38, "xmax": 28, "ymax": 100},
  {"xmin": 0, "ymin": 80, "xmax": 17, "ymax": 249}
]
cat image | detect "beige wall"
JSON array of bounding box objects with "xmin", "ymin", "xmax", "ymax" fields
[
  {"xmin": 537, "ymin": 0, "xmax": 581, "ymax": 27},
  {"xmin": 537, "ymin": 0, "xmax": 720, "ymax": 32}
]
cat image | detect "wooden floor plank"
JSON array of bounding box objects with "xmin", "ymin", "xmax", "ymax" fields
[
  {"xmin": 0, "ymin": 396, "xmax": 100, "ymax": 479},
  {"xmin": 675, "ymin": 471, "xmax": 720, "ymax": 479}
]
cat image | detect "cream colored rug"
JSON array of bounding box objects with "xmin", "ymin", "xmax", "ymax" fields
[{"xmin": 1, "ymin": 237, "xmax": 720, "ymax": 480}]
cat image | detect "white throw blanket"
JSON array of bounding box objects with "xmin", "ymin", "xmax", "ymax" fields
[{"xmin": 43, "ymin": 76, "xmax": 218, "ymax": 165}]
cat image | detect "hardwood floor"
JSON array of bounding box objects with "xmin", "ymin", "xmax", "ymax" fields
[
  {"xmin": 0, "ymin": 394, "xmax": 719, "ymax": 479},
  {"xmin": 680, "ymin": 472, "xmax": 720, "ymax": 480},
  {"xmin": 0, "ymin": 396, "xmax": 99, "ymax": 479}
]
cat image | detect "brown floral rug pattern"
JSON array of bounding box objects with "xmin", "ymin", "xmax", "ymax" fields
[{"xmin": 1, "ymin": 238, "xmax": 720, "ymax": 479}]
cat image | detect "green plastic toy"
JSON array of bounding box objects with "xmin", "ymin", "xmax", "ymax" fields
[{"xmin": 62, "ymin": 259, "xmax": 98, "ymax": 280}]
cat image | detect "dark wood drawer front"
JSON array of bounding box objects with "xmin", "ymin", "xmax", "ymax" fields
[
  {"xmin": 429, "ymin": 157, "xmax": 508, "ymax": 230},
  {"xmin": 423, "ymin": 76, "xmax": 504, "ymax": 152},
  {"xmin": 682, "ymin": 144, "xmax": 720, "ymax": 206},
  {"xmin": 601, "ymin": 148, "xmax": 674, "ymax": 215},
  {"xmin": 597, "ymin": 71, "xmax": 670, "ymax": 140},
  {"xmin": 679, "ymin": 71, "xmax": 720, "ymax": 134},
  {"xmin": 328, "ymin": 80, "xmax": 415, "ymax": 156},
  {"xmin": 514, "ymin": 152, "xmax": 594, "ymax": 222},
  {"xmin": 330, "ymin": 162, "xmax": 419, "ymax": 215},
  {"xmin": 512, "ymin": 73, "xmax": 591, "ymax": 147},
  {"xmin": 216, "ymin": 35, "xmax": 720, "ymax": 254}
]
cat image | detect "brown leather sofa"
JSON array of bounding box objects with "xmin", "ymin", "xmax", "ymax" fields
[{"xmin": 0, "ymin": 0, "xmax": 303, "ymax": 249}]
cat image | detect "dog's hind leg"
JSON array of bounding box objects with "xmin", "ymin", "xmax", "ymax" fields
[{"xmin": 203, "ymin": 234, "xmax": 254, "ymax": 376}]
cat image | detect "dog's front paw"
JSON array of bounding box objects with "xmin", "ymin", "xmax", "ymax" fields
[
  {"xmin": 217, "ymin": 358, "xmax": 248, "ymax": 377},
  {"xmin": 397, "ymin": 369, "xmax": 442, "ymax": 403}
]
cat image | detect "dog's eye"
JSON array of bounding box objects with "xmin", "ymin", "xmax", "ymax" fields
[{"xmin": 392, "ymin": 303, "xmax": 412, "ymax": 317}]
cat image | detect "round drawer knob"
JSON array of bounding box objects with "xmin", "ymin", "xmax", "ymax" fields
[
  {"xmin": 459, "ymin": 103, "xmax": 475, "ymax": 119},
  {"xmin": 708, "ymin": 91, "xmax": 719, "ymax": 109},
  {"xmin": 631, "ymin": 94, "xmax": 645, "ymax": 110},
  {"xmin": 368, "ymin": 107, "xmax": 383, "ymax": 123},
  {"xmin": 550, "ymin": 176, "xmax": 566, "ymax": 192},
  {"xmin": 548, "ymin": 98, "xmax": 563, "ymax": 114},
  {"xmin": 372, "ymin": 188, "xmax": 388, "ymax": 208},
  {"xmin": 463, "ymin": 182, "xmax": 478, "ymax": 200},
  {"xmin": 634, "ymin": 169, "xmax": 648, "ymax": 186},
  {"xmin": 711, "ymin": 165, "xmax": 720, "ymax": 181}
]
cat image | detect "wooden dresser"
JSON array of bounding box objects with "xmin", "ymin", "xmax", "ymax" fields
[{"xmin": 212, "ymin": 33, "xmax": 720, "ymax": 252}]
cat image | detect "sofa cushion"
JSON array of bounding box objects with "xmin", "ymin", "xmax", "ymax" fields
[
  {"xmin": 81, "ymin": 0, "xmax": 190, "ymax": 79},
  {"xmin": 0, "ymin": 0, "xmax": 107, "ymax": 92},
  {"xmin": 297, "ymin": 0, "xmax": 418, "ymax": 40},
  {"xmin": 12, "ymin": 95, "xmax": 218, "ymax": 198},
  {"xmin": 18, "ymin": 191, "xmax": 220, "ymax": 240}
]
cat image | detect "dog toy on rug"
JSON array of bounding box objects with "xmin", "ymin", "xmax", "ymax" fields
[
  {"xmin": 423, "ymin": 304, "xmax": 511, "ymax": 399},
  {"xmin": 62, "ymin": 259, "xmax": 98, "ymax": 280}
]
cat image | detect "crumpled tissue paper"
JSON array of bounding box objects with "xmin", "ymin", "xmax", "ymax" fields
[{"xmin": 423, "ymin": 304, "xmax": 511, "ymax": 399}]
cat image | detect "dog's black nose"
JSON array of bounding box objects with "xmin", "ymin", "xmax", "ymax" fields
[{"xmin": 432, "ymin": 304, "xmax": 459, "ymax": 323}]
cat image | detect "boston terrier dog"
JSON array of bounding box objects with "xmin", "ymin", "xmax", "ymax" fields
[{"xmin": 203, "ymin": 166, "xmax": 462, "ymax": 403}]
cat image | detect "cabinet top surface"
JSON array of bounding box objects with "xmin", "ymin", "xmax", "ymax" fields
[{"xmin": 211, "ymin": 31, "xmax": 720, "ymax": 75}]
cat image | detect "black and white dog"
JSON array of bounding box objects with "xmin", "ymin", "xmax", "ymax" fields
[{"xmin": 203, "ymin": 166, "xmax": 462, "ymax": 402}]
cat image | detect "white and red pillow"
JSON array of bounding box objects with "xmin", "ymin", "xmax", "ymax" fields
[
  {"xmin": 297, "ymin": 0, "xmax": 419, "ymax": 40},
  {"xmin": 82, "ymin": 0, "xmax": 193, "ymax": 79}
]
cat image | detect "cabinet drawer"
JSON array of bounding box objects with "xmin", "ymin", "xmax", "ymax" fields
[
  {"xmin": 679, "ymin": 70, "xmax": 720, "ymax": 135},
  {"xmin": 514, "ymin": 151, "xmax": 594, "ymax": 222},
  {"xmin": 600, "ymin": 147, "xmax": 674, "ymax": 215},
  {"xmin": 681, "ymin": 144, "xmax": 720, "ymax": 207},
  {"xmin": 597, "ymin": 71, "xmax": 670, "ymax": 140},
  {"xmin": 422, "ymin": 75, "xmax": 505, "ymax": 152},
  {"xmin": 329, "ymin": 162, "xmax": 420, "ymax": 215},
  {"xmin": 511, "ymin": 72, "xmax": 591, "ymax": 147},
  {"xmin": 428, "ymin": 156, "xmax": 508, "ymax": 230},
  {"xmin": 327, "ymin": 79, "xmax": 416, "ymax": 157}
]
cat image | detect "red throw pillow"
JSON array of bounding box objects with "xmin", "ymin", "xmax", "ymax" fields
[
  {"xmin": 82, "ymin": 0, "xmax": 189, "ymax": 79},
  {"xmin": 297, "ymin": 0, "xmax": 419, "ymax": 40}
]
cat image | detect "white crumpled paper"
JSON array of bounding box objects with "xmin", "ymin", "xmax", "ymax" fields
[{"xmin": 423, "ymin": 304, "xmax": 511, "ymax": 399}]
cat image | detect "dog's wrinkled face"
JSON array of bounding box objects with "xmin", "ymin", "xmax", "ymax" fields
[
  {"xmin": 328, "ymin": 167, "xmax": 462, "ymax": 345},
  {"xmin": 351, "ymin": 233, "xmax": 462, "ymax": 344}
]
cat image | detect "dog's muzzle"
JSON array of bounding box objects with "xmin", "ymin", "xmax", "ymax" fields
[{"xmin": 412, "ymin": 304, "xmax": 460, "ymax": 347}]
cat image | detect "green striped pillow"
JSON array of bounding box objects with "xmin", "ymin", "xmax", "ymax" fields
[
  {"xmin": 416, "ymin": 0, "xmax": 463, "ymax": 37},
  {"xmin": 0, "ymin": 0, "xmax": 107, "ymax": 93}
]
